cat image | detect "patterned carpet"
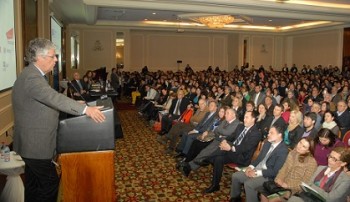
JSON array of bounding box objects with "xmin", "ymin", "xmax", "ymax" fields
[{"xmin": 115, "ymin": 107, "xmax": 234, "ymax": 201}]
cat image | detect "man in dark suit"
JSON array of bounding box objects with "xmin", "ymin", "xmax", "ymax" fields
[
  {"xmin": 158, "ymin": 89, "xmax": 190, "ymax": 136},
  {"xmin": 70, "ymin": 72, "xmax": 89, "ymax": 101},
  {"xmin": 180, "ymin": 111, "xmax": 262, "ymax": 193},
  {"xmin": 335, "ymin": 100, "xmax": 350, "ymax": 138},
  {"xmin": 229, "ymin": 126, "xmax": 289, "ymax": 202},
  {"xmin": 12, "ymin": 38, "xmax": 106, "ymax": 202},
  {"xmin": 262, "ymin": 104, "xmax": 287, "ymax": 138}
]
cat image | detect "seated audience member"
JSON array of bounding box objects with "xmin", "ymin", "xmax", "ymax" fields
[
  {"xmin": 322, "ymin": 110, "xmax": 340, "ymax": 136},
  {"xmin": 131, "ymin": 79, "xmax": 146, "ymax": 105},
  {"xmin": 256, "ymin": 103, "xmax": 273, "ymax": 139},
  {"xmin": 158, "ymin": 90, "xmax": 190, "ymax": 136},
  {"xmin": 156, "ymin": 92, "xmax": 176, "ymax": 122},
  {"xmin": 273, "ymin": 88, "xmax": 282, "ymax": 104},
  {"xmin": 162, "ymin": 99, "xmax": 208, "ymax": 154},
  {"xmin": 180, "ymin": 111, "xmax": 261, "ymax": 193},
  {"xmin": 81, "ymin": 75, "xmax": 91, "ymax": 91},
  {"xmin": 141, "ymin": 87, "xmax": 168, "ymax": 120},
  {"xmin": 301, "ymin": 112, "xmax": 318, "ymax": 139},
  {"xmin": 267, "ymin": 104, "xmax": 288, "ymax": 133},
  {"xmin": 220, "ymin": 86, "xmax": 232, "ymax": 107},
  {"xmin": 177, "ymin": 107, "xmax": 240, "ymax": 158},
  {"xmin": 335, "ymin": 100, "xmax": 350, "ymax": 138},
  {"xmin": 245, "ymin": 100, "xmax": 255, "ymax": 113},
  {"xmin": 231, "ymin": 96, "xmax": 245, "ymax": 122},
  {"xmin": 288, "ymin": 147, "xmax": 350, "ymax": 202},
  {"xmin": 303, "ymin": 98, "xmax": 315, "ymax": 114},
  {"xmin": 314, "ymin": 128, "xmax": 345, "ymax": 166},
  {"xmin": 284, "ymin": 110, "xmax": 304, "ymax": 149},
  {"xmin": 281, "ymin": 99, "xmax": 292, "ymax": 123},
  {"xmin": 229, "ymin": 126, "xmax": 289, "ymax": 202},
  {"xmin": 260, "ymin": 138, "xmax": 317, "ymax": 202},
  {"xmin": 251, "ymin": 84, "xmax": 266, "ymax": 108},
  {"xmin": 311, "ymin": 102, "xmax": 322, "ymax": 131},
  {"xmin": 70, "ymin": 72, "xmax": 89, "ymax": 100},
  {"xmin": 265, "ymin": 95, "xmax": 276, "ymax": 116},
  {"xmin": 178, "ymin": 106, "xmax": 226, "ymax": 162},
  {"xmin": 138, "ymin": 84, "xmax": 158, "ymax": 111}
]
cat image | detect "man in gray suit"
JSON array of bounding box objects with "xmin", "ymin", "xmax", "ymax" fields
[
  {"xmin": 12, "ymin": 38, "xmax": 106, "ymax": 202},
  {"xmin": 229, "ymin": 125, "xmax": 288, "ymax": 202}
]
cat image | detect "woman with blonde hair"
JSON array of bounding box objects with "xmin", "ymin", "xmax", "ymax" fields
[{"xmin": 283, "ymin": 110, "xmax": 304, "ymax": 149}]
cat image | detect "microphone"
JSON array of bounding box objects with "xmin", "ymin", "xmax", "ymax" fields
[{"xmin": 67, "ymin": 78, "xmax": 89, "ymax": 106}]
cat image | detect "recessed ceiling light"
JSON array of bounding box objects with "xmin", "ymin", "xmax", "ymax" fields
[
  {"xmin": 144, "ymin": 18, "xmax": 148, "ymax": 21},
  {"xmin": 152, "ymin": 12, "xmax": 156, "ymax": 15},
  {"xmin": 269, "ymin": 20, "xmax": 272, "ymax": 22}
]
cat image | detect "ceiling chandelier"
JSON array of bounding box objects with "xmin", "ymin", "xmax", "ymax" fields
[{"xmin": 197, "ymin": 15, "xmax": 234, "ymax": 28}]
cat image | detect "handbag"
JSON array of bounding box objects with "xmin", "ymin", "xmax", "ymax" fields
[{"xmin": 261, "ymin": 180, "xmax": 291, "ymax": 197}]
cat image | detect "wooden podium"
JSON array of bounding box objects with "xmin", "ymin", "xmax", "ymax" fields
[{"xmin": 59, "ymin": 150, "xmax": 115, "ymax": 202}]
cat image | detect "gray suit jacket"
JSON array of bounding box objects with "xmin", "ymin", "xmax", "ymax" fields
[{"xmin": 12, "ymin": 64, "xmax": 86, "ymax": 159}]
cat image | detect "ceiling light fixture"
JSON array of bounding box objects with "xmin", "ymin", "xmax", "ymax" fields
[{"xmin": 196, "ymin": 15, "xmax": 234, "ymax": 28}]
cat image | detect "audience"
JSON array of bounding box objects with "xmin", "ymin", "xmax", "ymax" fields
[{"xmin": 125, "ymin": 64, "xmax": 350, "ymax": 200}]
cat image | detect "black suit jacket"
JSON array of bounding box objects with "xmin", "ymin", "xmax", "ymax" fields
[
  {"xmin": 226, "ymin": 125, "xmax": 263, "ymax": 166},
  {"xmin": 71, "ymin": 79, "xmax": 87, "ymax": 92},
  {"xmin": 335, "ymin": 110, "xmax": 350, "ymax": 136},
  {"xmin": 169, "ymin": 98, "xmax": 190, "ymax": 116},
  {"xmin": 251, "ymin": 141, "xmax": 289, "ymax": 179},
  {"xmin": 267, "ymin": 116, "xmax": 287, "ymax": 132}
]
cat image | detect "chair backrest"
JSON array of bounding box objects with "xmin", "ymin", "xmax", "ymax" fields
[
  {"xmin": 342, "ymin": 130, "xmax": 350, "ymax": 147},
  {"xmin": 251, "ymin": 139, "xmax": 266, "ymax": 162}
]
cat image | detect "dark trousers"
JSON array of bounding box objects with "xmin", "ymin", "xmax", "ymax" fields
[
  {"xmin": 22, "ymin": 158, "xmax": 59, "ymax": 202},
  {"xmin": 185, "ymin": 139, "xmax": 211, "ymax": 162},
  {"xmin": 160, "ymin": 114, "xmax": 179, "ymax": 134}
]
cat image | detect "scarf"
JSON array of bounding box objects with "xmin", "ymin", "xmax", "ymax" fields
[
  {"xmin": 313, "ymin": 167, "xmax": 342, "ymax": 192},
  {"xmin": 322, "ymin": 121, "xmax": 337, "ymax": 130}
]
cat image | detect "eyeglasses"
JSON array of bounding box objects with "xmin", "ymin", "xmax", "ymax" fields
[{"xmin": 327, "ymin": 154, "xmax": 340, "ymax": 162}]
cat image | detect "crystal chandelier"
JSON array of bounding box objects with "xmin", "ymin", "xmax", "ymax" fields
[{"xmin": 197, "ymin": 15, "xmax": 234, "ymax": 28}]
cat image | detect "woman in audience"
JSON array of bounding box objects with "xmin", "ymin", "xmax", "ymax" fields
[
  {"xmin": 283, "ymin": 110, "xmax": 304, "ymax": 149},
  {"xmin": 288, "ymin": 146, "xmax": 350, "ymax": 202},
  {"xmin": 320, "ymin": 101, "xmax": 331, "ymax": 118},
  {"xmin": 256, "ymin": 103, "xmax": 272, "ymax": 139},
  {"xmin": 273, "ymin": 88, "xmax": 282, "ymax": 104},
  {"xmin": 314, "ymin": 128, "xmax": 345, "ymax": 166},
  {"xmin": 281, "ymin": 99, "xmax": 292, "ymax": 123},
  {"xmin": 322, "ymin": 110, "xmax": 340, "ymax": 136},
  {"xmin": 260, "ymin": 137, "xmax": 317, "ymax": 202}
]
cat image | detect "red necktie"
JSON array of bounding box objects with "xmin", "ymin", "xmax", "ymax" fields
[{"xmin": 320, "ymin": 175, "xmax": 329, "ymax": 189}]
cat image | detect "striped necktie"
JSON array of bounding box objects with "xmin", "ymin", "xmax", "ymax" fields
[{"xmin": 233, "ymin": 128, "xmax": 248, "ymax": 145}]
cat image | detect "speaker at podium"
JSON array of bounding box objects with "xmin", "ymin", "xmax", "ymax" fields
[{"xmin": 57, "ymin": 98, "xmax": 115, "ymax": 154}]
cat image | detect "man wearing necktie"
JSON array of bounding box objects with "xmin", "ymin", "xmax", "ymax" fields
[
  {"xmin": 229, "ymin": 125, "xmax": 289, "ymax": 202},
  {"xmin": 70, "ymin": 72, "xmax": 88, "ymax": 100},
  {"xmin": 180, "ymin": 111, "xmax": 262, "ymax": 194},
  {"xmin": 12, "ymin": 38, "xmax": 106, "ymax": 202},
  {"xmin": 158, "ymin": 90, "xmax": 190, "ymax": 137}
]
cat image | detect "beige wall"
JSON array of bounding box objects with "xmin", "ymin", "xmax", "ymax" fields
[
  {"xmin": 129, "ymin": 30, "xmax": 230, "ymax": 72},
  {"xmin": 66, "ymin": 26, "xmax": 119, "ymax": 78},
  {"xmin": 66, "ymin": 26, "xmax": 344, "ymax": 74},
  {"xmin": 289, "ymin": 29, "xmax": 343, "ymax": 68}
]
